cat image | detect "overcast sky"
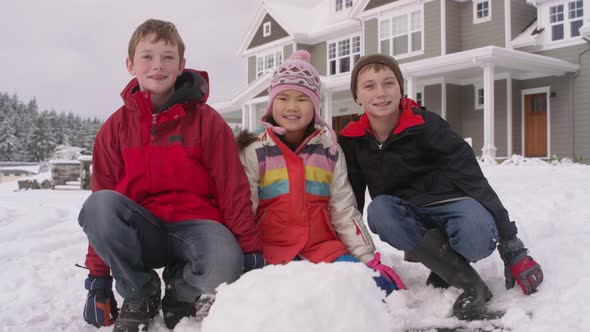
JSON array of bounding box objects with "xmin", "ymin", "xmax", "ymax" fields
[{"xmin": 0, "ymin": 0, "xmax": 263, "ymax": 119}]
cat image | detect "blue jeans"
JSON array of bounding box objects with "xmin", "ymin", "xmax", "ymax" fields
[
  {"xmin": 78, "ymin": 190, "xmax": 243, "ymax": 302},
  {"xmin": 367, "ymin": 196, "xmax": 498, "ymax": 262}
]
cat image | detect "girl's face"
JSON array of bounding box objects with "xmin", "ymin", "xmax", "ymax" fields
[
  {"xmin": 355, "ymin": 66, "xmax": 402, "ymax": 121},
  {"xmin": 271, "ymin": 89, "xmax": 315, "ymax": 144}
]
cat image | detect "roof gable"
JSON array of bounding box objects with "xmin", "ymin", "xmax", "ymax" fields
[{"xmin": 247, "ymin": 13, "xmax": 290, "ymax": 50}]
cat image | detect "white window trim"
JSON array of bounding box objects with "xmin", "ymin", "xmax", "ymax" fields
[
  {"xmin": 520, "ymin": 87, "xmax": 551, "ymax": 159},
  {"xmin": 327, "ymin": 34, "xmax": 362, "ymax": 76},
  {"xmin": 255, "ymin": 48, "xmax": 283, "ymax": 78},
  {"xmin": 474, "ymin": 82, "xmax": 484, "ymax": 110},
  {"xmin": 335, "ymin": 0, "xmax": 354, "ymax": 12},
  {"xmin": 378, "ymin": 4, "xmax": 425, "ymax": 60},
  {"xmin": 473, "ymin": 0, "xmax": 492, "ymax": 24},
  {"xmin": 545, "ymin": 1, "xmax": 585, "ymax": 44},
  {"xmin": 415, "ymin": 86, "xmax": 425, "ymax": 106},
  {"xmin": 263, "ymin": 22, "xmax": 272, "ymax": 37}
]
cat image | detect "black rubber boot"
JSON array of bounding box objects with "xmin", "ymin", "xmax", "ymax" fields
[
  {"xmin": 426, "ymin": 271, "xmax": 450, "ymax": 289},
  {"xmin": 407, "ymin": 228, "xmax": 493, "ymax": 320}
]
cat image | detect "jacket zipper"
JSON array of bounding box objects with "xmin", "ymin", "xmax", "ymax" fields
[{"xmin": 150, "ymin": 114, "xmax": 157, "ymax": 137}]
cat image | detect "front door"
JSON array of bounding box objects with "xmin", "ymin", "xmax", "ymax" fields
[{"xmin": 524, "ymin": 93, "xmax": 548, "ymax": 157}]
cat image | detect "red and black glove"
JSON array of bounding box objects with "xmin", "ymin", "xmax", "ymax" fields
[
  {"xmin": 498, "ymin": 238, "xmax": 543, "ymax": 295},
  {"xmin": 83, "ymin": 275, "xmax": 119, "ymax": 327}
]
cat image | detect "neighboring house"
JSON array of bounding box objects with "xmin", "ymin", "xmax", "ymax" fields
[
  {"xmin": 0, "ymin": 162, "xmax": 41, "ymax": 183},
  {"xmin": 213, "ymin": 0, "xmax": 590, "ymax": 163}
]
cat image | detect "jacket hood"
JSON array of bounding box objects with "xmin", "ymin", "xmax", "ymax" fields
[
  {"xmin": 121, "ymin": 69, "xmax": 210, "ymax": 113},
  {"xmin": 339, "ymin": 97, "xmax": 425, "ymax": 138}
]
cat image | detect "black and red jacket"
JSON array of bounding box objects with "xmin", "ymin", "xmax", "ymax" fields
[
  {"xmin": 338, "ymin": 98, "xmax": 517, "ymax": 241},
  {"xmin": 85, "ymin": 69, "xmax": 262, "ymax": 276}
]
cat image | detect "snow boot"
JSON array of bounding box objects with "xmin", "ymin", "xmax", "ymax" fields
[
  {"xmin": 426, "ymin": 271, "xmax": 450, "ymax": 289},
  {"xmin": 162, "ymin": 287, "xmax": 197, "ymax": 329},
  {"xmin": 113, "ymin": 288, "xmax": 161, "ymax": 332},
  {"xmin": 407, "ymin": 228, "xmax": 493, "ymax": 320}
]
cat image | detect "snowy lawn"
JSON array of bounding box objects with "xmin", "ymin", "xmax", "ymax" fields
[{"xmin": 0, "ymin": 159, "xmax": 589, "ymax": 332}]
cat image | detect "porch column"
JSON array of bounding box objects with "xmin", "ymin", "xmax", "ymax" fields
[
  {"xmin": 406, "ymin": 76, "xmax": 415, "ymax": 100},
  {"xmin": 248, "ymin": 103, "xmax": 257, "ymax": 130},
  {"xmin": 506, "ymin": 76, "xmax": 513, "ymax": 158},
  {"xmin": 323, "ymin": 90, "xmax": 333, "ymax": 128},
  {"xmin": 481, "ymin": 63, "xmax": 497, "ymax": 163},
  {"xmin": 241, "ymin": 104, "xmax": 249, "ymax": 129}
]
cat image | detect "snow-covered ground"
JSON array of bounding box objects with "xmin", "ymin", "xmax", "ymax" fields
[{"xmin": 0, "ymin": 159, "xmax": 589, "ymax": 332}]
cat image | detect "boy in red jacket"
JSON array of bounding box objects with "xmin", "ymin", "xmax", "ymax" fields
[{"xmin": 78, "ymin": 19, "xmax": 263, "ymax": 331}]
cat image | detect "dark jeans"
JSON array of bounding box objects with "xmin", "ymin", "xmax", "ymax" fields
[
  {"xmin": 367, "ymin": 196, "xmax": 498, "ymax": 262},
  {"xmin": 78, "ymin": 190, "xmax": 243, "ymax": 302}
]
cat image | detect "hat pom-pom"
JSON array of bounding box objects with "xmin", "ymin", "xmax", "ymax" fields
[{"xmin": 289, "ymin": 50, "xmax": 311, "ymax": 63}]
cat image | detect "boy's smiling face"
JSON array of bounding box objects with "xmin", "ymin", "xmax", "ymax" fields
[{"xmin": 126, "ymin": 34, "xmax": 185, "ymax": 107}]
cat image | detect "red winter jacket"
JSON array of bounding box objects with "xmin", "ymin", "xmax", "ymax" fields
[{"xmin": 85, "ymin": 70, "xmax": 261, "ymax": 276}]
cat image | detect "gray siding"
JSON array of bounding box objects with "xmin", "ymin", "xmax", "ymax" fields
[
  {"xmin": 510, "ymin": 0, "xmax": 536, "ymax": 39},
  {"xmin": 248, "ymin": 56, "xmax": 256, "ymax": 84},
  {"xmin": 574, "ymin": 48, "xmax": 590, "ymax": 163},
  {"xmin": 364, "ymin": 19, "xmax": 379, "ymax": 55},
  {"xmin": 425, "ymin": 84, "xmax": 441, "ymax": 116},
  {"xmin": 247, "ymin": 14, "xmax": 289, "ymax": 50},
  {"xmin": 446, "ymin": 84, "xmax": 463, "ymax": 132},
  {"xmin": 535, "ymin": 44, "xmax": 590, "ymax": 161},
  {"xmin": 365, "ymin": 0, "xmax": 398, "ymax": 11},
  {"xmin": 297, "ymin": 43, "xmax": 326, "ymax": 75},
  {"xmin": 459, "ymin": 80, "xmax": 509, "ymax": 157},
  {"xmin": 459, "ymin": 0, "xmax": 505, "ymax": 51},
  {"xmin": 283, "ymin": 44, "xmax": 294, "ymax": 59},
  {"xmin": 445, "ymin": 0, "xmax": 462, "ymax": 54}
]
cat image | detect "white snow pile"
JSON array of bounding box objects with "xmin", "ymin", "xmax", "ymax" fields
[{"xmin": 0, "ymin": 159, "xmax": 589, "ymax": 331}]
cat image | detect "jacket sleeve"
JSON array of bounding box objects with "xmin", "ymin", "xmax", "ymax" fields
[
  {"xmin": 328, "ymin": 146, "xmax": 375, "ymax": 263},
  {"xmin": 200, "ymin": 106, "xmax": 262, "ymax": 253},
  {"xmin": 239, "ymin": 141, "xmax": 261, "ymax": 214},
  {"xmin": 84, "ymin": 114, "xmax": 125, "ymax": 277},
  {"xmin": 425, "ymin": 115, "xmax": 517, "ymax": 241},
  {"xmin": 338, "ymin": 136, "xmax": 368, "ymax": 213}
]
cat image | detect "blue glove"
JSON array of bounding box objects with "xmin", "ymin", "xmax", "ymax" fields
[
  {"xmin": 243, "ymin": 252, "xmax": 265, "ymax": 273},
  {"xmin": 83, "ymin": 275, "xmax": 119, "ymax": 327}
]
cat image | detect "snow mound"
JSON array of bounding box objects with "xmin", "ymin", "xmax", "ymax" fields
[{"xmin": 202, "ymin": 261, "xmax": 391, "ymax": 332}]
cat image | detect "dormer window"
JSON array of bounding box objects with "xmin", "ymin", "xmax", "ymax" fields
[
  {"xmin": 473, "ymin": 0, "xmax": 491, "ymax": 24},
  {"xmin": 328, "ymin": 35, "xmax": 361, "ymax": 75},
  {"xmin": 263, "ymin": 22, "xmax": 271, "ymax": 37},
  {"xmin": 549, "ymin": 1, "xmax": 583, "ymax": 41},
  {"xmin": 335, "ymin": 0, "xmax": 353, "ymax": 12}
]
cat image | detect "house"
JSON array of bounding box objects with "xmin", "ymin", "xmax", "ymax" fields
[
  {"xmin": 213, "ymin": 0, "xmax": 590, "ymax": 163},
  {"xmin": 0, "ymin": 162, "xmax": 41, "ymax": 183}
]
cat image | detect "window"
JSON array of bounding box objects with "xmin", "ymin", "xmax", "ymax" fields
[
  {"xmin": 550, "ymin": 1, "xmax": 584, "ymax": 41},
  {"xmin": 474, "ymin": 85, "xmax": 484, "ymax": 110},
  {"xmin": 335, "ymin": 0, "xmax": 353, "ymax": 12},
  {"xmin": 380, "ymin": 9, "xmax": 423, "ymax": 58},
  {"xmin": 256, "ymin": 50, "xmax": 283, "ymax": 78},
  {"xmin": 473, "ymin": 0, "xmax": 491, "ymax": 23},
  {"xmin": 415, "ymin": 87, "xmax": 424, "ymax": 106},
  {"xmin": 328, "ymin": 36, "xmax": 361, "ymax": 75},
  {"xmin": 263, "ymin": 22, "xmax": 271, "ymax": 37}
]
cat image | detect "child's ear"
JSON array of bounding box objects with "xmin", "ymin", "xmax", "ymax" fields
[
  {"xmin": 178, "ymin": 57, "xmax": 186, "ymax": 75},
  {"xmin": 126, "ymin": 58, "xmax": 135, "ymax": 76}
]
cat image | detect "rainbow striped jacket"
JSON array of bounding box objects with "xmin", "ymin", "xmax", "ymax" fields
[{"xmin": 239, "ymin": 127, "xmax": 375, "ymax": 265}]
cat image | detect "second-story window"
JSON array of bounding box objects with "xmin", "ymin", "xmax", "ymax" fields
[
  {"xmin": 550, "ymin": 1, "xmax": 584, "ymax": 41},
  {"xmin": 380, "ymin": 9, "xmax": 423, "ymax": 58},
  {"xmin": 335, "ymin": 0, "xmax": 353, "ymax": 12},
  {"xmin": 263, "ymin": 22, "xmax": 272, "ymax": 37},
  {"xmin": 328, "ymin": 36, "xmax": 361, "ymax": 75},
  {"xmin": 473, "ymin": 0, "xmax": 491, "ymax": 23},
  {"xmin": 256, "ymin": 50, "xmax": 283, "ymax": 78}
]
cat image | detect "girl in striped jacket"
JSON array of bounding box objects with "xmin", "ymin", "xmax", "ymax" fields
[{"xmin": 238, "ymin": 51, "xmax": 405, "ymax": 294}]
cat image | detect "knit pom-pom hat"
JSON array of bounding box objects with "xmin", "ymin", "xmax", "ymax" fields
[{"xmin": 260, "ymin": 50, "xmax": 338, "ymax": 151}]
